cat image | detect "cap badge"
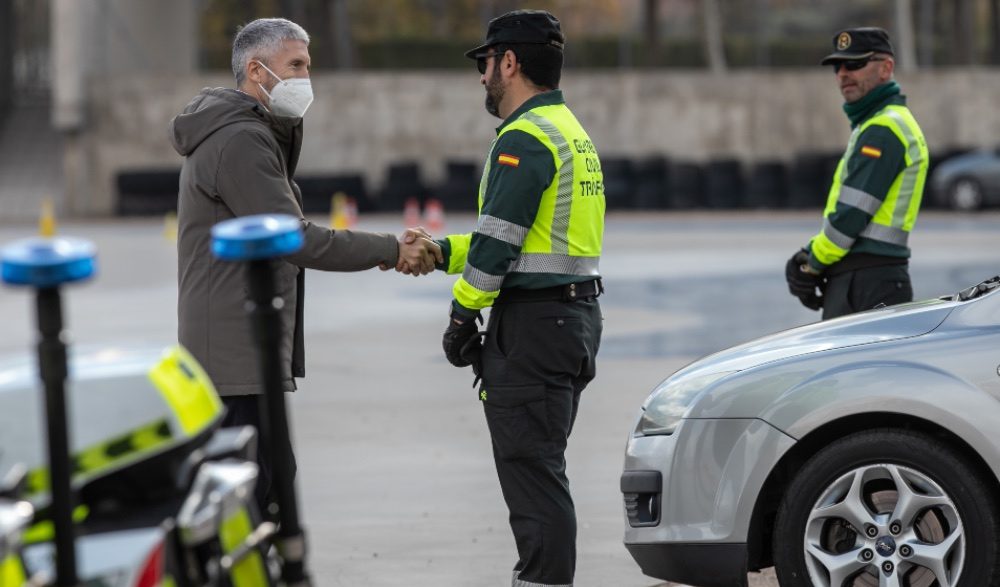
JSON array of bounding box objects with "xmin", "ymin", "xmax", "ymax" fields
[{"xmin": 837, "ymin": 32, "xmax": 852, "ymax": 51}]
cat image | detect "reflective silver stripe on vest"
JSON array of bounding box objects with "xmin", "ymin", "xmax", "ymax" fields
[
  {"xmin": 478, "ymin": 137, "xmax": 500, "ymax": 206},
  {"xmin": 476, "ymin": 214, "xmax": 529, "ymax": 247},
  {"xmin": 823, "ymin": 218, "xmax": 856, "ymax": 250},
  {"xmin": 881, "ymin": 108, "xmax": 922, "ymax": 229},
  {"xmin": 859, "ymin": 223, "xmax": 910, "ymax": 246},
  {"xmin": 462, "ymin": 264, "xmax": 504, "ymax": 293},
  {"xmin": 509, "ymin": 253, "xmax": 600, "ymax": 276},
  {"xmin": 512, "ymin": 571, "xmax": 572, "ymax": 587},
  {"xmin": 838, "ymin": 185, "xmax": 882, "ymax": 215},
  {"xmin": 522, "ymin": 111, "xmax": 573, "ymax": 255},
  {"xmin": 837, "ymin": 127, "xmax": 862, "ymax": 185}
]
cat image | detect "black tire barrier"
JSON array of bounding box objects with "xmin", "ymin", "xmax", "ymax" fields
[
  {"xmin": 380, "ymin": 162, "xmax": 427, "ymax": 212},
  {"xmin": 633, "ymin": 155, "xmax": 670, "ymax": 210},
  {"xmin": 746, "ymin": 161, "xmax": 790, "ymax": 209},
  {"xmin": 789, "ymin": 152, "xmax": 839, "ymax": 210},
  {"xmin": 436, "ymin": 160, "xmax": 480, "ymax": 212},
  {"xmin": 116, "ymin": 169, "xmax": 180, "ymax": 216},
  {"xmin": 602, "ymin": 157, "xmax": 635, "ymax": 210},
  {"xmin": 295, "ymin": 174, "xmax": 371, "ymax": 213},
  {"xmin": 669, "ymin": 162, "xmax": 706, "ymax": 209},
  {"xmin": 705, "ymin": 159, "xmax": 745, "ymax": 209}
]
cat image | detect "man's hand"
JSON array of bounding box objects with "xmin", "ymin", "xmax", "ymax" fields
[
  {"xmin": 391, "ymin": 228, "xmax": 443, "ymax": 276},
  {"xmin": 442, "ymin": 308, "xmax": 483, "ymax": 368},
  {"xmin": 785, "ymin": 249, "xmax": 825, "ymax": 311}
]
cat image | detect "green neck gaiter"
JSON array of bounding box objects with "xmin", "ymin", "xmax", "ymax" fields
[{"xmin": 843, "ymin": 80, "xmax": 900, "ymax": 127}]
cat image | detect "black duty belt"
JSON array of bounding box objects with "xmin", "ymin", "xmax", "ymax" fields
[
  {"xmin": 494, "ymin": 279, "xmax": 603, "ymax": 305},
  {"xmin": 826, "ymin": 253, "xmax": 908, "ymax": 277}
]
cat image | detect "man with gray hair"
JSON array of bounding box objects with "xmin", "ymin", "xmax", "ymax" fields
[{"xmin": 169, "ymin": 17, "xmax": 442, "ymax": 511}]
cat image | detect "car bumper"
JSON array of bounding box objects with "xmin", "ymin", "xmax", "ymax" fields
[
  {"xmin": 621, "ymin": 418, "xmax": 795, "ymax": 583},
  {"xmin": 624, "ymin": 542, "xmax": 749, "ymax": 587}
]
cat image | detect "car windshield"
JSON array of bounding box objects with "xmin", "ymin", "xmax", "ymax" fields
[{"xmin": 952, "ymin": 275, "xmax": 1000, "ymax": 301}]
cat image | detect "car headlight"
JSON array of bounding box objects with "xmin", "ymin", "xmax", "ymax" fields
[{"xmin": 635, "ymin": 371, "xmax": 735, "ymax": 436}]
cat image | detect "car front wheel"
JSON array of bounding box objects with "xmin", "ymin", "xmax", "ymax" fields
[
  {"xmin": 773, "ymin": 429, "xmax": 1000, "ymax": 587},
  {"xmin": 948, "ymin": 177, "xmax": 985, "ymax": 211}
]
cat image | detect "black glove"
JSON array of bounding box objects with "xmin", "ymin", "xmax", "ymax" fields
[
  {"xmin": 785, "ymin": 249, "xmax": 825, "ymax": 311},
  {"xmin": 442, "ymin": 307, "xmax": 483, "ymax": 368}
]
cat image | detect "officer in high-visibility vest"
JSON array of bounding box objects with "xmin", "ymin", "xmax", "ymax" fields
[
  {"xmin": 786, "ymin": 27, "xmax": 928, "ymax": 320},
  {"xmin": 435, "ymin": 10, "xmax": 604, "ymax": 586}
]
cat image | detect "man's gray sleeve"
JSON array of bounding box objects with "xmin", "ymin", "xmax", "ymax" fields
[{"xmin": 216, "ymin": 129, "xmax": 398, "ymax": 271}]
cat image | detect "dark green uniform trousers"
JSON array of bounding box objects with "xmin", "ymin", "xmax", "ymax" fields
[
  {"xmin": 822, "ymin": 264, "xmax": 913, "ymax": 320},
  {"xmin": 478, "ymin": 292, "xmax": 602, "ymax": 587}
]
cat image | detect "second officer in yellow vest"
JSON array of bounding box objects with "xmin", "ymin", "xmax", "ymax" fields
[
  {"xmin": 435, "ymin": 10, "xmax": 604, "ymax": 587},
  {"xmin": 786, "ymin": 27, "xmax": 928, "ymax": 320}
]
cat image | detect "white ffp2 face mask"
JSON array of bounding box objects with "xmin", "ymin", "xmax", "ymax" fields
[{"xmin": 256, "ymin": 60, "xmax": 314, "ymax": 118}]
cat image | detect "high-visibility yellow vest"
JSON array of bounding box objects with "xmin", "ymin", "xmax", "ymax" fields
[
  {"xmin": 811, "ymin": 104, "xmax": 928, "ymax": 266},
  {"xmin": 447, "ymin": 101, "xmax": 605, "ymax": 310}
]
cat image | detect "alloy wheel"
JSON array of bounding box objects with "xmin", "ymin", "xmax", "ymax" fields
[{"xmin": 803, "ymin": 463, "xmax": 964, "ymax": 587}]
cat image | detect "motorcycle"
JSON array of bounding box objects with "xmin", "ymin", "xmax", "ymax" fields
[{"xmin": 0, "ymin": 217, "xmax": 312, "ymax": 586}]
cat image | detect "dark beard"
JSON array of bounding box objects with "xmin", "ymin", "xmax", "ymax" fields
[{"xmin": 484, "ymin": 66, "xmax": 504, "ymax": 118}]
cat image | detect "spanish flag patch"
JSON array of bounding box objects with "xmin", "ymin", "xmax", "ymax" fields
[
  {"xmin": 860, "ymin": 145, "xmax": 882, "ymax": 159},
  {"xmin": 498, "ymin": 153, "xmax": 520, "ymax": 167}
]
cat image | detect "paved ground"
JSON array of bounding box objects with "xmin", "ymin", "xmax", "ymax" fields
[{"xmin": 1, "ymin": 211, "xmax": 997, "ymax": 586}]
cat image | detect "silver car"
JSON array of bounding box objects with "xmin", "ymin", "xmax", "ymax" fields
[
  {"xmin": 622, "ymin": 277, "xmax": 1000, "ymax": 587},
  {"xmin": 929, "ymin": 148, "xmax": 1000, "ymax": 211}
]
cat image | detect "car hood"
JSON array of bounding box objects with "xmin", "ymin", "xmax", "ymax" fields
[{"xmin": 672, "ymin": 298, "xmax": 956, "ymax": 381}]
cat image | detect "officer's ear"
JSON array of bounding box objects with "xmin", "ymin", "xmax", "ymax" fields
[
  {"xmin": 500, "ymin": 49, "xmax": 520, "ymax": 79},
  {"xmin": 879, "ymin": 55, "xmax": 895, "ymax": 80}
]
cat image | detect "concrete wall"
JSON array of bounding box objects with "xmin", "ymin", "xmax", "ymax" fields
[
  {"xmin": 73, "ymin": 69, "xmax": 1000, "ymax": 215},
  {"xmin": 53, "ymin": 0, "xmax": 196, "ymax": 131}
]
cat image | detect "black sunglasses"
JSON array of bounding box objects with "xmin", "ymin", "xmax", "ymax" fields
[
  {"xmin": 475, "ymin": 50, "xmax": 505, "ymax": 74},
  {"xmin": 831, "ymin": 57, "xmax": 885, "ymax": 73}
]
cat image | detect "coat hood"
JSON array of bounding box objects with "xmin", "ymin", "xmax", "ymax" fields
[{"xmin": 169, "ymin": 87, "xmax": 299, "ymax": 156}]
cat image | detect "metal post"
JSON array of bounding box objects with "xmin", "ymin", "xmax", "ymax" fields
[
  {"xmin": 210, "ymin": 214, "xmax": 310, "ymax": 586},
  {"xmin": 2, "ymin": 236, "xmax": 94, "ymax": 587},
  {"xmin": 34, "ymin": 286, "xmax": 78, "ymax": 586},
  {"xmin": 245, "ymin": 259, "xmax": 307, "ymax": 584}
]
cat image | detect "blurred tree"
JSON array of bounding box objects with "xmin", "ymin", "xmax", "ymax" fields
[
  {"xmin": 642, "ymin": 0, "xmax": 661, "ymax": 66},
  {"xmin": 894, "ymin": 0, "xmax": 917, "ymax": 71},
  {"xmin": 200, "ymin": 0, "xmax": 276, "ymax": 70},
  {"xmin": 752, "ymin": 0, "xmax": 769, "ymax": 67},
  {"xmin": 990, "ymin": 0, "xmax": 1000, "ymax": 63},
  {"xmin": 916, "ymin": 0, "xmax": 934, "ymax": 66},
  {"xmin": 330, "ymin": 0, "xmax": 354, "ymax": 68},
  {"xmin": 194, "ymin": 0, "xmax": 998, "ymax": 71},
  {"xmin": 0, "ymin": 0, "xmax": 11, "ymax": 120},
  {"xmin": 702, "ymin": 0, "xmax": 726, "ymax": 72},
  {"xmin": 279, "ymin": 0, "xmax": 306, "ymax": 24},
  {"xmin": 954, "ymin": 0, "xmax": 976, "ymax": 64}
]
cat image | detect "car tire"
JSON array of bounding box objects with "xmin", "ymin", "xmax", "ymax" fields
[
  {"xmin": 773, "ymin": 429, "xmax": 1000, "ymax": 587},
  {"xmin": 947, "ymin": 177, "xmax": 985, "ymax": 211}
]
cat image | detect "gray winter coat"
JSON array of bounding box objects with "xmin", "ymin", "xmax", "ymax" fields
[{"xmin": 169, "ymin": 88, "xmax": 397, "ymax": 396}]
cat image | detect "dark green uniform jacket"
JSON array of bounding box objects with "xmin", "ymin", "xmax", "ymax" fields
[
  {"xmin": 807, "ymin": 81, "xmax": 929, "ymax": 274},
  {"xmin": 435, "ymin": 90, "xmax": 605, "ymax": 316}
]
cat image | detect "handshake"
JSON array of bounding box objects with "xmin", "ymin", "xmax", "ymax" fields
[
  {"xmin": 381, "ymin": 227, "xmax": 444, "ymax": 276},
  {"xmin": 785, "ymin": 248, "xmax": 825, "ymax": 311},
  {"xmin": 380, "ymin": 227, "xmax": 484, "ymax": 372}
]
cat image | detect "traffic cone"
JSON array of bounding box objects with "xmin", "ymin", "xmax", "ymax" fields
[
  {"xmin": 345, "ymin": 197, "xmax": 358, "ymax": 228},
  {"xmin": 39, "ymin": 197, "xmax": 56, "ymax": 237},
  {"xmin": 331, "ymin": 192, "xmax": 350, "ymax": 230},
  {"xmin": 424, "ymin": 198, "xmax": 445, "ymax": 234},
  {"xmin": 163, "ymin": 211, "xmax": 178, "ymax": 242},
  {"xmin": 403, "ymin": 197, "xmax": 421, "ymax": 227}
]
